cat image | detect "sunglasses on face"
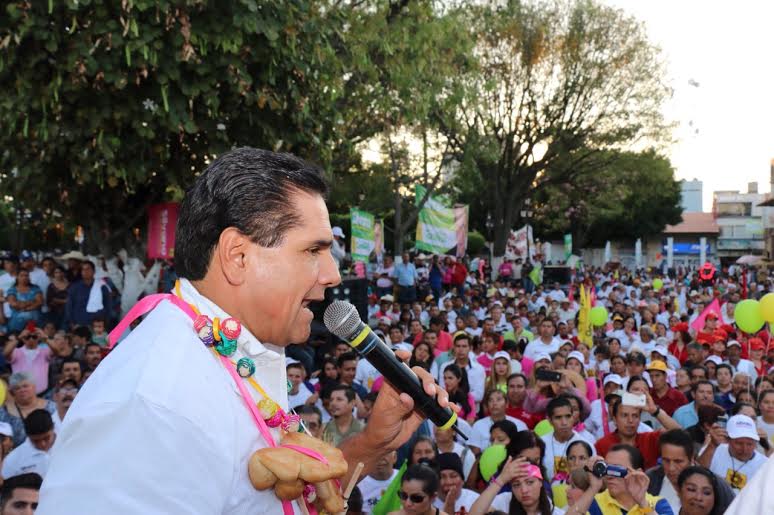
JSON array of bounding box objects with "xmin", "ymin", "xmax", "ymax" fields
[{"xmin": 398, "ymin": 491, "xmax": 427, "ymax": 503}]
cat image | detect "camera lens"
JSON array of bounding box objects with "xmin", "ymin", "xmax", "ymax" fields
[{"xmin": 591, "ymin": 461, "xmax": 607, "ymax": 478}]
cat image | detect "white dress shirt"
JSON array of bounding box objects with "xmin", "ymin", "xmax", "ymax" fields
[
  {"xmin": 38, "ymin": 279, "xmax": 301, "ymax": 514},
  {"xmin": 2, "ymin": 439, "xmax": 51, "ymax": 479}
]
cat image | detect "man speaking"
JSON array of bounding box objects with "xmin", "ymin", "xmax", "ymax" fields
[{"xmin": 38, "ymin": 148, "xmax": 450, "ymax": 513}]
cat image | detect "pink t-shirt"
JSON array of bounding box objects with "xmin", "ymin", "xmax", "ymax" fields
[{"xmin": 11, "ymin": 345, "xmax": 52, "ymax": 394}]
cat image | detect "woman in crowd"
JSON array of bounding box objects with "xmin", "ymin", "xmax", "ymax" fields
[
  {"xmin": 626, "ymin": 375, "xmax": 659, "ymax": 429},
  {"xmin": 676, "ymin": 466, "xmax": 724, "ymax": 515},
  {"xmin": 390, "ymin": 463, "xmax": 448, "ymax": 515},
  {"xmin": 486, "ymin": 352, "xmax": 512, "ymax": 395},
  {"xmin": 676, "ymin": 368, "xmax": 693, "ymax": 398},
  {"xmin": 490, "ymin": 420, "xmax": 520, "ymax": 447},
  {"xmin": 469, "ymin": 456, "xmax": 563, "ymax": 515},
  {"xmin": 411, "ymin": 342, "xmax": 435, "ymax": 372},
  {"xmin": 552, "ymin": 440, "xmax": 593, "ymax": 509},
  {"xmin": 46, "ymin": 266, "xmax": 70, "ymax": 330},
  {"xmin": 4, "ymin": 372, "xmax": 56, "ymax": 446},
  {"xmin": 409, "ymin": 436, "xmax": 438, "ymax": 466},
  {"xmin": 443, "ymin": 364, "xmax": 476, "ymax": 423},
  {"xmin": 5, "ymin": 269, "xmax": 43, "ymax": 332},
  {"xmin": 565, "ymin": 351, "xmax": 598, "ymax": 403},
  {"xmin": 610, "ymin": 355, "xmax": 627, "ymax": 377},
  {"xmin": 757, "ymin": 389, "xmax": 774, "ymax": 442}
]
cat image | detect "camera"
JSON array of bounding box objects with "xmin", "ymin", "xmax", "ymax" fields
[
  {"xmin": 590, "ymin": 460, "xmax": 628, "ymax": 479},
  {"xmin": 535, "ymin": 368, "xmax": 562, "ymax": 383}
]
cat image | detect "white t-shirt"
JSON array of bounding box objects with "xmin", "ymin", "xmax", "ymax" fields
[
  {"xmin": 359, "ymin": 469, "xmax": 398, "ymax": 514},
  {"xmin": 355, "ymin": 359, "xmax": 380, "ymax": 390},
  {"xmin": 708, "ymin": 443, "xmax": 767, "ymax": 493},
  {"xmin": 757, "ymin": 416, "xmax": 774, "ymax": 445},
  {"xmin": 287, "ymin": 383, "xmax": 314, "ymax": 410},
  {"xmin": 491, "ymin": 492, "xmax": 565, "ymax": 514},
  {"xmin": 540, "ymin": 432, "xmax": 589, "ymax": 481},
  {"xmin": 524, "ymin": 338, "xmax": 561, "ymax": 362},
  {"xmin": 432, "ymin": 488, "xmax": 479, "ymax": 514},
  {"xmin": 2, "ymin": 439, "xmax": 51, "ymax": 479},
  {"xmin": 658, "ymin": 477, "xmax": 681, "ymax": 513},
  {"xmin": 470, "ymin": 416, "xmax": 528, "ymax": 451}
]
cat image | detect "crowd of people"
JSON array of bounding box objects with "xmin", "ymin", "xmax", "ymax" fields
[{"xmin": 1, "ymin": 244, "xmax": 774, "ymax": 514}]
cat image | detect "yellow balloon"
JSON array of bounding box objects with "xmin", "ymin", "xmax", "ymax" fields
[{"xmin": 761, "ymin": 293, "xmax": 774, "ymax": 323}]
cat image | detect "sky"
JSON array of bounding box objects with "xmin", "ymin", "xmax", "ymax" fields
[{"xmin": 603, "ymin": 0, "xmax": 774, "ymax": 211}]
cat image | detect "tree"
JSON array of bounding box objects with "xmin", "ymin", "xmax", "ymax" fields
[
  {"xmin": 0, "ymin": 1, "xmax": 358, "ymax": 253},
  {"xmin": 439, "ymin": 0, "xmax": 671, "ymax": 256},
  {"xmin": 532, "ymin": 149, "xmax": 683, "ymax": 248}
]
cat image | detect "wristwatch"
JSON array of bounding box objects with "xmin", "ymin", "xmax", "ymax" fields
[{"xmin": 652, "ymin": 406, "xmax": 661, "ymax": 417}]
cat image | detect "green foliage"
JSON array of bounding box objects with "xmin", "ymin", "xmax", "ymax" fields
[
  {"xmin": 533, "ymin": 149, "xmax": 683, "ymax": 246},
  {"xmin": 441, "ymin": 0, "xmax": 670, "ymax": 255},
  {"xmin": 466, "ymin": 230, "xmax": 486, "ymax": 256}
]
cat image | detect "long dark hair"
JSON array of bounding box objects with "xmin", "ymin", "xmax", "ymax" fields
[
  {"xmin": 677, "ymin": 466, "xmax": 724, "ymax": 515},
  {"xmin": 410, "ymin": 342, "xmax": 434, "ymax": 371},
  {"xmin": 443, "ymin": 364, "xmax": 471, "ymax": 418},
  {"xmin": 508, "ymin": 476, "xmax": 553, "ymax": 515}
]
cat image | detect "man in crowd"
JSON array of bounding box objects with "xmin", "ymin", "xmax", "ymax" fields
[
  {"xmin": 672, "ymin": 380, "xmax": 715, "ymax": 428},
  {"xmin": 322, "ymin": 385, "xmax": 364, "ymax": 447},
  {"xmin": 394, "ymin": 252, "xmax": 418, "ymax": 305},
  {"xmin": 63, "ymin": 260, "xmax": 112, "ymax": 329},
  {"xmin": 0, "ymin": 473, "xmax": 42, "ymax": 515},
  {"xmin": 699, "ymin": 414, "xmax": 767, "ymax": 493},
  {"xmin": 435, "ymin": 453, "xmax": 478, "ymax": 514},
  {"xmin": 524, "ymin": 319, "xmax": 560, "ymax": 361},
  {"xmin": 648, "ymin": 360, "xmax": 686, "ymax": 416},
  {"xmin": 724, "ymin": 340, "xmax": 757, "ymax": 381},
  {"xmin": 432, "ymin": 333, "xmax": 485, "ymax": 403},
  {"xmin": 595, "ymin": 395, "xmax": 681, "ymax": 470},
  {"xmin": 295, "ymin": 405, "xmax": 324, "ymax": 440},
  {"xmin": 646, "ymin": 429, "xmax": 735, "ymax": 513},
  {"xmin": 2, "ymin": 410, "xmax": 55, "ymax": 480},
  {"xmin": 286, "ymin": 362, "xmax": 314, "ymax": 408},
  {"xmin": 52, "ymin": 379, "xmax": 79, "ymax": 431},
  {"xmin": 541, "ymin": 397, "xmax": 594, "ymax": 481},
  {"xmin": 358, "ymin": 450, "xmax": 398, "ymax": 513},
  {"xmin": 470, "ymin": 389, "xmax": 527, "ymax": 455}
]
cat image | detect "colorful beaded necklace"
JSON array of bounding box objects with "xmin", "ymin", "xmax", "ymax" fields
[{"xmin": 176, "ymin": 281, "xmax": 301, "ymax": 432}]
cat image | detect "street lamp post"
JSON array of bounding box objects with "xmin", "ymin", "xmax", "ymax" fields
[{"xmin": 520, "ymin": 199, "xmax": 534, "ymax": 264}]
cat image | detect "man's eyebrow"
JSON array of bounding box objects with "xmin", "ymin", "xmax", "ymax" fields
[{"xmin": 307, "ymin": 239, "xmax": 333, "ymax": 248}]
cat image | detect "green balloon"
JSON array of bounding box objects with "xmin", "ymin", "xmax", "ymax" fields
[
  {"xmin": 589, "ymin": 306, "xmax": 608, "ymax": 326},
  {"xmin": 734, "ymin": 299, "xmax": 765, "ymax": 334},
  {"xmin": 479, "ymin": 444, "xmax": 507, "ymax": 481},
  {"xmin": 534, "ymin": 419, "xmax": 554, "ymax": 437},
  {"xmin": 653, "ymin": 278, "xmax": 664, "ymax": 291}
]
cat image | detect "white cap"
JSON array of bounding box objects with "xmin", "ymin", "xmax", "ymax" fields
[
  {"xmin": 704, "ymin": 355, "xmax": 722, "ymax": 366},
  {"xmin": 332, "ymin": 226, "xmax": 345, "ymax": 238},
  {"xmin": 727, "ymin": 340, "xmax": 741, "ymax": 348},
  {"xmin": 380, "ymin": 294, "xmax": 394, "ymax": 303},
  {"xmin": 533, "ymin": 352, "xmax": 552, "ymax": 363},
  {"xmin": 651, "ymin": 346, "xmax": 668, "ymax": 358},
  {"xmin": 0, "ymin": 422, "xmax": 12, "ymax": 438},
  {"xmin": 285, "ymin": 357, "xmax": 300, "ymax": 367},
  {"xmin": 493, "ymin": 351, "xmax": 511, "ymax": 362},
  {"xmin": 567, "ymin": 351, "xmax": 585, "ymax": 364},
  {"xmin": 727, "ymin": 414, "xmax": 759, "ymax": 441},
  {"xmin": 603, "ymin": 373, "xmax": 623, "ymax": 386}
]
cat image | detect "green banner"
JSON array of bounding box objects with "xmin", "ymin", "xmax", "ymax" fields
[
  {"xmin": 564, "ymin": 233, "xmax": 572, "ymax": 260},
  {"xmin": 350, "ymin": 208, "xmax": 375, "ymax": 262},
  {"xmin": 415, "ymin": 185, "xmax": 457, "ymax": 254}
]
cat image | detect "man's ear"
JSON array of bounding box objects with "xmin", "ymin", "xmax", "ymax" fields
[{"xmin": 215, "ymin": 227, "xmax": 250, "ymax": 286}]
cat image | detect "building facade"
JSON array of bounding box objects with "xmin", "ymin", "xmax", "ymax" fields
[{"xmin": 713, "ymin": 183, "xmax": 769, "ymax": 265}]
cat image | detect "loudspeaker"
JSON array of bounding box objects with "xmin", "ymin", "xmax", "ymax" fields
[{"xmin": 310, "ymin": 276, "xmax": 369, "ymax": 325}]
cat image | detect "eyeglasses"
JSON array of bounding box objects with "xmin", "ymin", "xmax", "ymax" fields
[
  {"xmin": 398, "ymin": 491, "xmax": 427, "ymax": 503},
  {"xmin": 22, "ymin": 336, "xmax": 36, "ymax": 341}
]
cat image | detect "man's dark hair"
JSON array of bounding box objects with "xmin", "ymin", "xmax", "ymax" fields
[
  {"xmin": 56, "ymin": 378, "xmax": 79, "ymax": 392},
  {"xmin": 336, "ymin": 352, "xmax": 358, "ymax": 368},
  {"xmin": 429, "ymin": 316, "xmax": 444, "ymax": 328},
  {"xmin": 716, "ymin": 363, "xmax": 733, "ymax": 376},
  {"xmin": 626, "ymin": 352, "xmax": 646, "ymax": 366},
  {"xmin": 0, "ymin": 473, "xmax": 42, "ymax": 507},
  {"xmin": 81, "ymin": 260, "xmax": 96, "ymax": 271},
  {"xmin": 286, "ymin": 362, "xmax": 305, "ymax": 374},
  {"xmin": 72, "ymin": 326, "xmax": 91, "ymax": 340},
  {"xmin": 659, "ymin": 429, "xmax": 695, "ymax": 459},
  {"xmin": 61, "ymin": 357, "xmax": 82, "ymax": 369},
  {"xmin": 84, "ymin": 342, "xmax": 102, "ymax": 353},
  {"xmin": 23, "ymin": 409, "xmax": 53, "ymax": 436},
  {"xmin": 609, "ymin": 443, "xmax": 644, "ymax": 470},
  {"xmin": 546, "ymin": 397, "xmax": 573, "ymax": 418},
  {"xmin": 692, "ymin": 379, "xmax": 714, "ymax": 393},
  {"xmin": 293, "ymin": 404, "xmax": 322, "ymax": 419},
  {"xmin": 328, "ymin": 384, "xmax": 356, "ymax": 402},
  {"xmin": 175, "ymin": 148, "xmax": 328, "ymax": 280}
]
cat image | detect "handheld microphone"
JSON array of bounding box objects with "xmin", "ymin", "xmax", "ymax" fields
[{"xmin": 323, "ymin": 300, "xmax": 467, "ymax": 440}]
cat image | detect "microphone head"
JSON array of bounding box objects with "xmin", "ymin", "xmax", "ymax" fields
[{"xmin": 324, "ymin": 300, "xmax": 362, "ymax": 339}]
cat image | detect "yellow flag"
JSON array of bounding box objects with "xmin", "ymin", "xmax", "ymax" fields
[{"xmin": 579, "ymin": 286, "xmax": 592, "ymax": 347}]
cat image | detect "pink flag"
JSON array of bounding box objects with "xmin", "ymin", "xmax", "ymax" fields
[
  {"xmin": 147, "ymin": 203, "xmax": 179, "ymax": 259},
  {"xmin": 690, "ymin": 298, "xmax": 722, "ymax": 333}
]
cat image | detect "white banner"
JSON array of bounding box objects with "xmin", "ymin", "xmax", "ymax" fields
[
  {"xmin": 635, "ymin": 238, "xmax": 642, "ymax": 269},
  {"xmin": 604, "ymin": 241, "xmax": 611, "ymax": 263},
  {"xmin": 505, "ymin": 226, "xmax": 535, "ymax": 261}
]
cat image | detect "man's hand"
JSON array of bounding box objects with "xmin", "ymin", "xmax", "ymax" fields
[
  {"xmin": 644, "ymin": 391, "xmax": 658, "ymax": 416},
  {"xmin": 361, "ymin": 350, "xmax": 453, "ymax": 451},
  {"xmin": 708, "ymin": 423, "xmax": 728, "ymax": 447},
  {"xmin": 625, "ymin": 469, "xmax": 650, "ymax": 507}
]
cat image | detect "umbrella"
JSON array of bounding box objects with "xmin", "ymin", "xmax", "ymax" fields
[{"xmin": 736, "ymin": 255, "xmax": 765, "ymax": 266}]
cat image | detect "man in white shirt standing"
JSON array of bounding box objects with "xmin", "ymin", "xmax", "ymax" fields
[
  {"xmin": 358, "ymin": 451, "xmax": 398, "ymax": 513},
  {"xmin": 38, "ymin": 148, "xmax": 452, "ymax": 514},
  {"xmin": 524, "ymin": 319, "xmax": 560, "ymax": 362},
  {"xmin": 433, "ymin": 333, "xmax": 485, "ymax": 403},
  {"xmin": 699, "ymin": 414, "xmax": 767, "ymax": 493},
  {"xmin": 2, "ymin": 410, "xmax": 55, "ymax": 480}
]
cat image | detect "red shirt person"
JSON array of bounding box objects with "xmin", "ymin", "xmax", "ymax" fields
[
  {"xmin": 647, "ymin": 360, "xmax": 687, "ymax": 416},
  {"xmin": 595, "ymin": 394, "xmax": 682, "ymax": 470}
]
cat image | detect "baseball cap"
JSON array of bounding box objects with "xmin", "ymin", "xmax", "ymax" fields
[
  {"xmin": 646, "ymin": 360, "xmax": 668, "ymax": 373},
  {"xmin": 533, "ymin": 352, "xmax": 552, "ymax": 363},
  {"xmin": 380, "ymin": 295, "xmax": 394, "ymax": 303},
  {"xmin": 332, "ymin": 226, "xmax": 345, "ymax": 238},
  {"xmin": 727, "ymin": 340, "xmax": 741, "ymax": 348},
  {"xmin": 727, "ymin": 414, "xmax": 759, "ymax": 441},
  {"xmin": 603, "ymin": 373, "xmax": 623, "ymax": 387},
  {"xmin": 651, "ymin": 346, "xmax": 668, "ymax": 358},
  {"xmin": 567, "ymin": 351, "xmax": 585, "ymax": 364},
  {"xmin": 493, "ymin": 351, "xmax": 511, "ymax": 362},
  {"xmin": 704, "ymin": 355, "xmax": 722, "ymax": 366},
  {"xmin": 706, "ymin": 312, "xmax": 719, "ymax": 320},
  {"xmin": 20, "ymin": 250, "xmax": 34, "ymax": 261}
]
